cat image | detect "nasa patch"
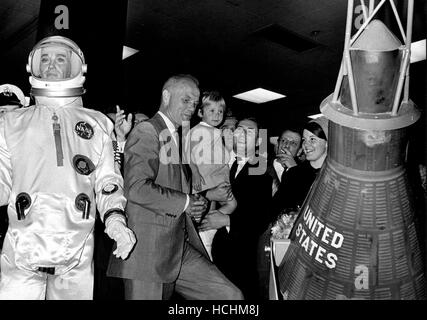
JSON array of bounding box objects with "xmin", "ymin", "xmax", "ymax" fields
[
  {"xmin": 73, "ymin": 155, "xmax": 96, "ymax": 175},
  {"xmin": 75, "ymin": 121, "xmax": 94, "ymax": 139}
]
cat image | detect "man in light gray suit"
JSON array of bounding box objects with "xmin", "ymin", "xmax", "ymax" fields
[{"xmin": 107, "ymin": 74, "xmax": 243, "ymax": 300}]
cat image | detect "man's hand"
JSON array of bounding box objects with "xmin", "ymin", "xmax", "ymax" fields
[
  {"xmin": 115, "ymin": 105, "xmax": 133, "ymax": 142},
  {"xmin": 199, "ymin": 210, "xmax": 230, "ymax": 232},
  {"xmin": 205, "ymin": 182, "xmax": 233, "ymax": 202},
  {"xmin": 105, "ymin": 217, "xmax": 137, "ymax": 260},
  {"xmin": 185, "ymin": 194, "xmax": 208, "ymax": 223},
  {"xmin": 276, "ymin": 149, "xmax": 297, "ymax": 169},
  {"xmin": 192, "ymin": 171, "xmax": 205, "ymax": 192}
]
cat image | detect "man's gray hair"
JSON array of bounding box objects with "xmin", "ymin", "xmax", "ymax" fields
[{"xmin": 162, "ymin": 74, "xmax": 199, "ymax": 92}]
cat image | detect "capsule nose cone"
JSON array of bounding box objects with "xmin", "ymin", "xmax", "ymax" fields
[{"xmin": 353, "ymin": 19, "xmax": 402, "ymax": 50}]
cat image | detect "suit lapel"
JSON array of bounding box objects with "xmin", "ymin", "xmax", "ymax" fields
[
  {"xmin": 234, "ymin": 159, "xmax": 260, "ymax": 183},
  {"xmin": 234, "ymin": 161, "xmax": 249, "ymax": 183},
  {"xmin": 152, "ymin": 113, "xmax": 184, "ymax": 192},
  {"xmin": 229, "ymin": 160, "xmax": 238, "ymax": 184}
]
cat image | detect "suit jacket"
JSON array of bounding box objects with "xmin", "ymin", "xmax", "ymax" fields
[
  {"xmin": 266, "ymin": 159, "xmax": 281, "ymax": 196},
  {"xmin": 227, "ymin": 159, "xmax": 272, "ymax": 242},
  {"xmin": 270, "ymin": 160, "xmax": 319, "ymax": 221},
  {"xmin": 107, "ymin": 113, "xmax": 207, "ymax": 283},
  {"xmin": 212, "ymin": 158, "xmax": 272, "ymax": 298}
]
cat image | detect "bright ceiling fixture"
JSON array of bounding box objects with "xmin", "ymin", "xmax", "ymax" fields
[
  {"xmin": 122, "ymin": 46, "xmax": 139, "ymax": 60},
  {"xmin": 233, "ymin": 88, "xmax": 286, "ymax": 104},
  {"xmin": 308, "ymin": 113, "xmax": 324, "ymax": 119},
  {"xmin": 410, "ymin": 39, "xmax": 426, "ymax": 63}
]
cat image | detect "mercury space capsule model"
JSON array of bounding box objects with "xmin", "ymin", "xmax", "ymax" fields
[{"xmin": 277, "ymin": 0, "xmax": 425, "ymax": 299}]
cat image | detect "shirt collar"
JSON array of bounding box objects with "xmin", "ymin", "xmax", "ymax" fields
[
  {"xmin": 231, "ymin": 151, "xmax": 250, "ymax": 165},
  {"xmin": 199, "ymin": 121, "xmax": 213, "ymax": 128},
  {"xmin": 157, "ymin": 111, "xmax": 177, "ymax": 134},
  {"xmin": 239, "ymin": 157, "xmax": 250, "ymax": 165},
  {"xmin": 273, "ymin": 158, "xmax": 285, "ymax": 175}
]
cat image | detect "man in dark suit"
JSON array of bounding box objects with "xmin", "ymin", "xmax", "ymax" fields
[
  {"xmin": 259, "ymin": 127, "xmax": 303, "ymax": 298},
  {"xmin": 202, "ymin": 117, "xmax": 272, "ymax": 300},
  {"xmin": 107, "ymin": 74, "xmax": 243, "ymax": 300},
  {"xmin": 268, "ymin": 128, "xmax": 302, "ymax": 197}
]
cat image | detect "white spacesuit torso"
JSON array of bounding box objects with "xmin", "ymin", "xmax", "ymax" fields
[
  {"xmin": 0, "ymin": 97, "xmax": 125, "ymax": 275},
  {"xmin": 0, "ymin": 35, "xmax": 135, "ymax": 300}
]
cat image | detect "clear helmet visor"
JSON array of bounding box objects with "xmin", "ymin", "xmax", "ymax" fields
[{"xmin": 30, "ymin": 42, "xmax": 83, "ymax": 82}]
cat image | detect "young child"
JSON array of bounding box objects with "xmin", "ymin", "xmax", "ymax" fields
[{"xmin": 188, "ymin": 91, "xmax": 237, "ymax": 260}]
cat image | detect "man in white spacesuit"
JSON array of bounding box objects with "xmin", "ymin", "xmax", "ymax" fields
[
  {"xmin": 0, "ymin": 84, "xmax": 27, "ymax": 257},
  {"xmin": 0, "ymin": 36, "xmax": 136, "ymax": 300}
]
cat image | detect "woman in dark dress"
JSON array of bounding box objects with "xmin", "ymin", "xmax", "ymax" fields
[
  {"xmin": 271, "ymin": 117, "xmax": 328, "ymax": 217},
  {"xmin": 258, "ymin": 117, "xmax": 328, "ymax": 299}
]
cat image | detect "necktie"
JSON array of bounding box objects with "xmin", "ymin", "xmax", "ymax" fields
[
  {"xmin": 177, "ymin": 127, "xmax": 190, "ymax": 182},
  {"xmin": 272, "ymin": 178, "xmax": 280, "ymax": 196}
]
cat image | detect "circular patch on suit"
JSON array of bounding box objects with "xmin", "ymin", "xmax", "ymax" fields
[
  {"xmin": 16, "ymin": 192, "xmax": 32, "ymax": 209},
  {"xmin": 15, "ymin": 192, "xmax": 32, "ymax": 220},
  {"xmin": 75, "ymin": 121, "xmax": 94, "ymax": 139},
  {"xmin": 73, "ymin": 155, "xmax": 95, "ymax": 175},
  {"xmin": 102, "ymin": 184, "xmax": 119, "ymax": 195},
  {"xmin": 75, "ymin": 193, "xmax": 90, "ymax": 211}
]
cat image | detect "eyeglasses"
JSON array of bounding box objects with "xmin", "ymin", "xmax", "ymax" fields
[
  {"xmin": 279, "ymin": 138, "xmax": 299, "ymax": 148},
  {"xmin": 181, "ymin": 97, "xmax": 198, "ymax": 108}
]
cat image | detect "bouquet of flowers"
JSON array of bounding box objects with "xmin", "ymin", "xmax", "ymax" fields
[{"xmin": 270, "ymin": 207, "xmax": 300, "ymax": 240}]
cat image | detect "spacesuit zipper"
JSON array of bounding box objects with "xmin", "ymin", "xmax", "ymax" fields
[{"xmin": 52, "ymin": 112, "xmax": 64, "ymax": 166}]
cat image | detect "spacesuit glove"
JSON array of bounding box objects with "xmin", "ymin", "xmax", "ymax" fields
[{"xmin": 105, "ymin": 218, "xmax": 137, "ymax": 260}]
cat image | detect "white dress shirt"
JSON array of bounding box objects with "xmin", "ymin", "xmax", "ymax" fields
[
  {"xmin": 273, "ymin": 158, "xmax": 285, "ymax": 182},
  {"xmin": 229, "ymin": 151, "xmax": 250, "ymax": 178},
  {"xmin": 157, "ymin": 111, "xmax": 189, "ymax": 211}
]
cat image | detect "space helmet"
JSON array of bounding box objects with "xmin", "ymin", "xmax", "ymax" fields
[
  {"xmin": 26, "ymin": 36, "xmax": 87, "ymax": 97},
  {"xmin": 0, "ymin": 83, "xmax": 27, "ymax": 115}
]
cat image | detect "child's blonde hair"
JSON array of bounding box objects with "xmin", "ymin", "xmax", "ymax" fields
[{"xmin": 198, "ymin": 90, "xmax": 226, "ymax": 114}]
